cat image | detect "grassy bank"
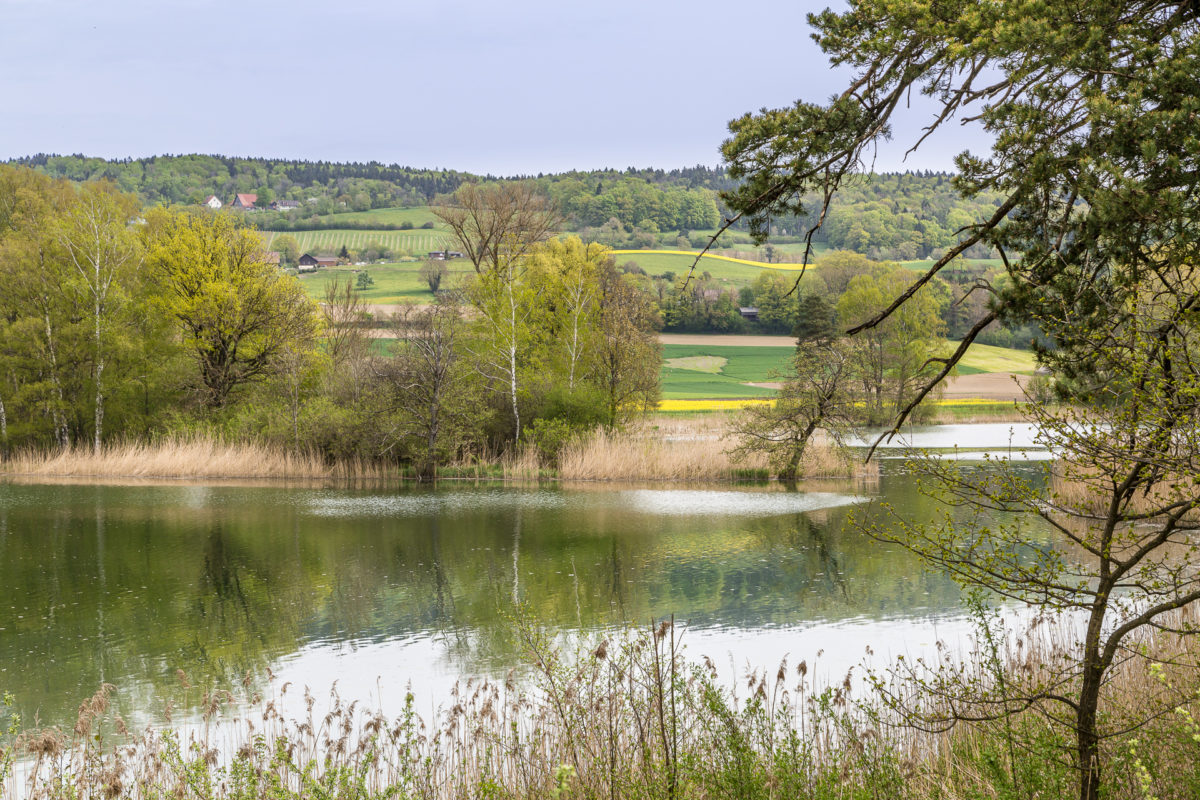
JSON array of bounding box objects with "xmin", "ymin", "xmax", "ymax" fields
[{"xmin": 6, "ymin": 612, "xmax": 1199, "ymax": 800}]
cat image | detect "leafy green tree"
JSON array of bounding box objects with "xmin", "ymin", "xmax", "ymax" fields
[
  {"xmin": 143, "ymin": 209, "xmax": 321, "ymax": 409},
  {"xmin": 719, "ymin": 3, "xmax": 1200, "ymax": 798},
  {"xmin": 837, "ymin": 268, "xmax": 947, "ymax": 425},
  {"xmin": 593, "ymin": 263, "xmax": 661, "ymax": 427},
  {"xmin": 813, "ymin": 251, "xmax": 886, "ymax": 297},
  {"xmin": 0, "ymin": 167, "xmax": 80, "ymax": 446},
  {"xmin": 419, "ymin": 258, "xmax": 448, "ymax": 293},
  {"xmin": 0, "ymin": 168, "xmax": 172, "ymax": 450},
  {"xmin": 272, "ymin": 234, "xmax": 300, "ymax": 266},
  {"xmin": 749, "ymin": 273, "xmax": 797, "ymax": 333},
  {"xmin": 728, "ymin": 340, "xmax": 859, "ymax": 481},
  {"xmin": 466, "ymin": 251, "xmax": 546, "ymax": 442},
  {"xmin": 524, "ymin": 236, "xmax": 604, "ymax": 391},
  {"xmin": 384, "ymin": 300, "xmax": 485, "ymax": 480}
]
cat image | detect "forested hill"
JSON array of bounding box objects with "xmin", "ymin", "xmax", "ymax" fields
[
  {"xmin": 8, "ymin": 153, "xmax": 471, "ymax": 208},
  {"xmin": 9, "ymin": 154, "xmax": 1002, "ymax": 260}
]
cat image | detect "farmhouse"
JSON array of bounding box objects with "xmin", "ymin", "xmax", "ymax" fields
[
  {"xmin": 231, "ymin": 193, "xmax": 258, "ymax": 210},
  {"xmin": 203, "ymin": 195, "xmax": 222, "ymax": 209},
  {"xmin": 271, "ymin": 200, "xmax": 301, "ymax": 211},
  {"xmin": 427, "ymin": 250, "xmax": 465, "ymax": 260},
  {"xmin": 298, "ymin": 253, "xmax": 339, "ymax": 271},
  {"xmin": 738, "ymin": 307, "xmax": 759, "ymax": 321}
]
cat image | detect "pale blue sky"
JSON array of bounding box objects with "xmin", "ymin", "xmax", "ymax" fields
[{"xmin": 1, "ymin": 0, "xmax": 990, "ymax": 174}]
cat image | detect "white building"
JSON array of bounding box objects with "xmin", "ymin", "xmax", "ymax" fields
[{"xmin": 204, "ymin": 195, "xmax": 222, "ymax": 209}]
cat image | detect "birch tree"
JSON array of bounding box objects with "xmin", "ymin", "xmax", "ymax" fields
[
  {"xmin": 525, "ymin": 236, "xmax": 604, "ymax": 390},
  {"xmin": 466, "ymin": 249, "xmax": 545, "ymax": 442},
  {"xmin": 58, "ymin": 183, "xmax": 141, "ymax": 452}
]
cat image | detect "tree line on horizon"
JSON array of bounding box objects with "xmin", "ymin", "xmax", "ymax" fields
[{"xmin": 10, "ymin": 154, "xmax": 1002, "ymax": 262}]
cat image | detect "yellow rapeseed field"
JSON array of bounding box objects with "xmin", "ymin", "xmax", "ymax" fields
[{"xmin": 658, "ymin": 398, "xmax": 774, "ymax": 411}]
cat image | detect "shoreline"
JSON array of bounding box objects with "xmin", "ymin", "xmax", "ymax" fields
[
  {"xmin": 0, "ymin": 411, "xmax": 1040, "ymax": 486},
  {"xmin": 0, "ymin": 420, "xmax": 874, "ymax": 485}
]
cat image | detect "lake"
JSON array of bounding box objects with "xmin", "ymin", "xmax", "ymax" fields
[{"xmin": 0, "ymin": 432, "xmax": 1048, "ymax": 729}]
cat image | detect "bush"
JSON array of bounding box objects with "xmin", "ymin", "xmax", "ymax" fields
[{"xmin": 524, "ymin": 417, "xmax": 577, "ymax": 466}]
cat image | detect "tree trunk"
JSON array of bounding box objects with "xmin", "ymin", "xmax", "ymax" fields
[
  {"xmin": 423, "ymin": 397, "xmax": 440, "ymax": 482},
  {"xmin": 1076, "ymin": 672, "xmax": 1102, "ymax": 800},
  {"xmin": 94, "ymin": 379, "xmax": 104, "ymax": 455},
  {"xmin": 509, "ymin": 343, "xmax": 520, "ymax": 443},
  {"xmin": 779, "ymin": 447, "xmax": 803, "ymax": 482},
  {"xmin": 93, "ymin": 296, "xmax": 104, "ymax": 455},
  {"xmin": 43, "ymin": 309, "xmax": 69, "ymax": 448},
  {"xmin": 1076, "ymin": 602, "xmax": 1107, "ymax": 800},
  {"xmin": 0, "ymin": 393, "xmax": 7, "ymax": 460}
]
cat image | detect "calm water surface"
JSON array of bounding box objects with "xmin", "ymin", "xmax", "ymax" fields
[{"xmin": 0, "ymin": 433, "xmax": 1046, "ymax": 728}]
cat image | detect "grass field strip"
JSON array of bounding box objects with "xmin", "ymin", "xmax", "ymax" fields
[{"xmin": 609, "ymin": 249, "xmax": 814, "ymax": 271}]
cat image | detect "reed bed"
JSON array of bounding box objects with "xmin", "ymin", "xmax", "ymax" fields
[
  {"xmin": 558, "ymin": 416, "xmax": 869, "ymax": 482},
  {"xmin": 1, "ymin": 435, "xmax": 395, "ymax": 481},
  {"xmin": 558, "ymin": 426, "xmax": 757, "ymax": 481},
  {"xmin": 6, "ymin": 612, "xmax": 1200, "ymax": 800}
]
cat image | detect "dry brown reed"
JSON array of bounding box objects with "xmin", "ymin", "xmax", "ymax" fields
[
  {"xmin": 558, "ymin": 425, "xmax": 756, "ymax": 481},
  {"xmin": 0, "ymin": 435, "xmax": 395, "ymax": 481},
  {"xmin": 500, "ymin": 445, "xmax": 544, "ymax": 481},
  {"xmin": 558, "ymin": 415, "xmax": 871, "ymax": 482},
  {"xmin": 1048, "ymin": 466, "xmax": 1200, "ymax": 525}
]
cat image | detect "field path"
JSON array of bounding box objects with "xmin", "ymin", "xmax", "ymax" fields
[
  {"xmin": 942, "ymin": 373, "xmax": 1029, "ymax": 401},
  {"xmin": 739, "ymin": 373, "xmax": 1029, "ymax": 401}
]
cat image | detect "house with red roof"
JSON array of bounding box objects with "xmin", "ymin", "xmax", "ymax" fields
[{"xmin": 231, "ymin": 193, "xmax": 258, "ymax": 210}]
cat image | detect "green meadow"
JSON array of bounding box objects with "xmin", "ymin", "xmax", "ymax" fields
[
  {"xmin": 660, "ymin": 340, "xmax": 1037, "ymax": 400},
  {"xmin": 661, "ymin": 344, "xmax": 794, "ymax": 399},
  {"xmin": 955, "ymin": 342, "xmax": 1037, "ymax": 374},
  {"xmin": 611, "ymin": 252, "xmax": 820, "ymax": 286},
  {"xmin": 297, "ymin": 263, "xmax": 475, "ymax": 304}
]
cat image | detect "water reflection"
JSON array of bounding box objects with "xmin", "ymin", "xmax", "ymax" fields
[{"xmin": 0, "ymin": 474, "xmax": 1015, "ymax": 728}]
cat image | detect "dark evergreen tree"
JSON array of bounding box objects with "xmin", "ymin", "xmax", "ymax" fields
[{"xmin": 793, "ymin": 293, "xmax": 836, "ymax": 345}]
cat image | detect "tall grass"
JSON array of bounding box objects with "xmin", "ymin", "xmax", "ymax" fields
[
  {"xmin": 559, "ymin": 416, "xmax": 870, "ymax": 482},
  {"xmin": 6, "ymin": 613, "xmax": 1200, "ymax": 800},
  {"xmin": 0, "ymin": 435, "xmax": 394, "ymax": 481}
]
